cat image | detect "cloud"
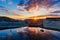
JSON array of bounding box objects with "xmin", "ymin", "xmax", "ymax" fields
[
  {"xmin": 8, "ymin": 1, "xmax": 13, "ymax": 5},
  {"xmin": 50, "ymin": 10, "xmax": 60, "ymax": 15},
  {"xmin": 0, "ymin": 6, "xmax": 9, "ymax": 12},
  {"xmin": 18, "ymin": 0, "xmax": 60, "ymax": 11},
  {"xmin": 1, "ymin": 0, "xmax": 5, "ymax": 2},
  {"xmin": 51, "ymin": 10, "xmax": 60, "ymax": 13},
  {"xmin": 0, "ymin": 6, "xmax": 22, "ymax": 16}
]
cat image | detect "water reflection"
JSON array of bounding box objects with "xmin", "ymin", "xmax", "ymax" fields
[{"xmin": 0, "ymin": 27, "xmax": 60, "ymax": 40}]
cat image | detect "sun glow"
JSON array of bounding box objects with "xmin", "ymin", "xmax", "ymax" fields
[
  {"xmin": 24, "ymin": 7, "xmax": 50, "ymax": 16},
  {"xmin": 33, "ymin": 17, "xmax": 38, "ymax": 21}
]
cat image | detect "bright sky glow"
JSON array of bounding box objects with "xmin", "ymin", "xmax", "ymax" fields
[{"xmin": 0, "ymin": 0, "xmax": 60, "ymax": 19}]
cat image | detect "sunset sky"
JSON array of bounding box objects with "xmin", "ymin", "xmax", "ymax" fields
[{"xmin": 0, "ymin": 0, "xmax": 60, "ymax": 19}]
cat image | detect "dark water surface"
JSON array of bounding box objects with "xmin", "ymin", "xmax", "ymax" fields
[{"xmin": 0, "ymin": 27, "xmax": 60, "ymax": 40}]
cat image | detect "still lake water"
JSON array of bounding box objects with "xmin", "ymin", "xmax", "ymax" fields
[
  {"xmin": 0, "ymin": 27, "xmax": 60, "ymax": 40},
  {"xmin": 0, "ymin": 20, "xmax": 60, "ymax": 40}
]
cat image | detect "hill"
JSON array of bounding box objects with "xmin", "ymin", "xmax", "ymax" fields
[{"xmin": 0, "ymin": 16, "xmax": 20, "ymax": 22}]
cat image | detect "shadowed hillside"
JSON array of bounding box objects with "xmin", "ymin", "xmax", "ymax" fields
[
  {"xmin": 0, "ymin": 16, "xmax": 27, "ymax": 30},
  {"xmin": 0, "ymin": 16, "xmax": 20, "ymax": 22}
]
